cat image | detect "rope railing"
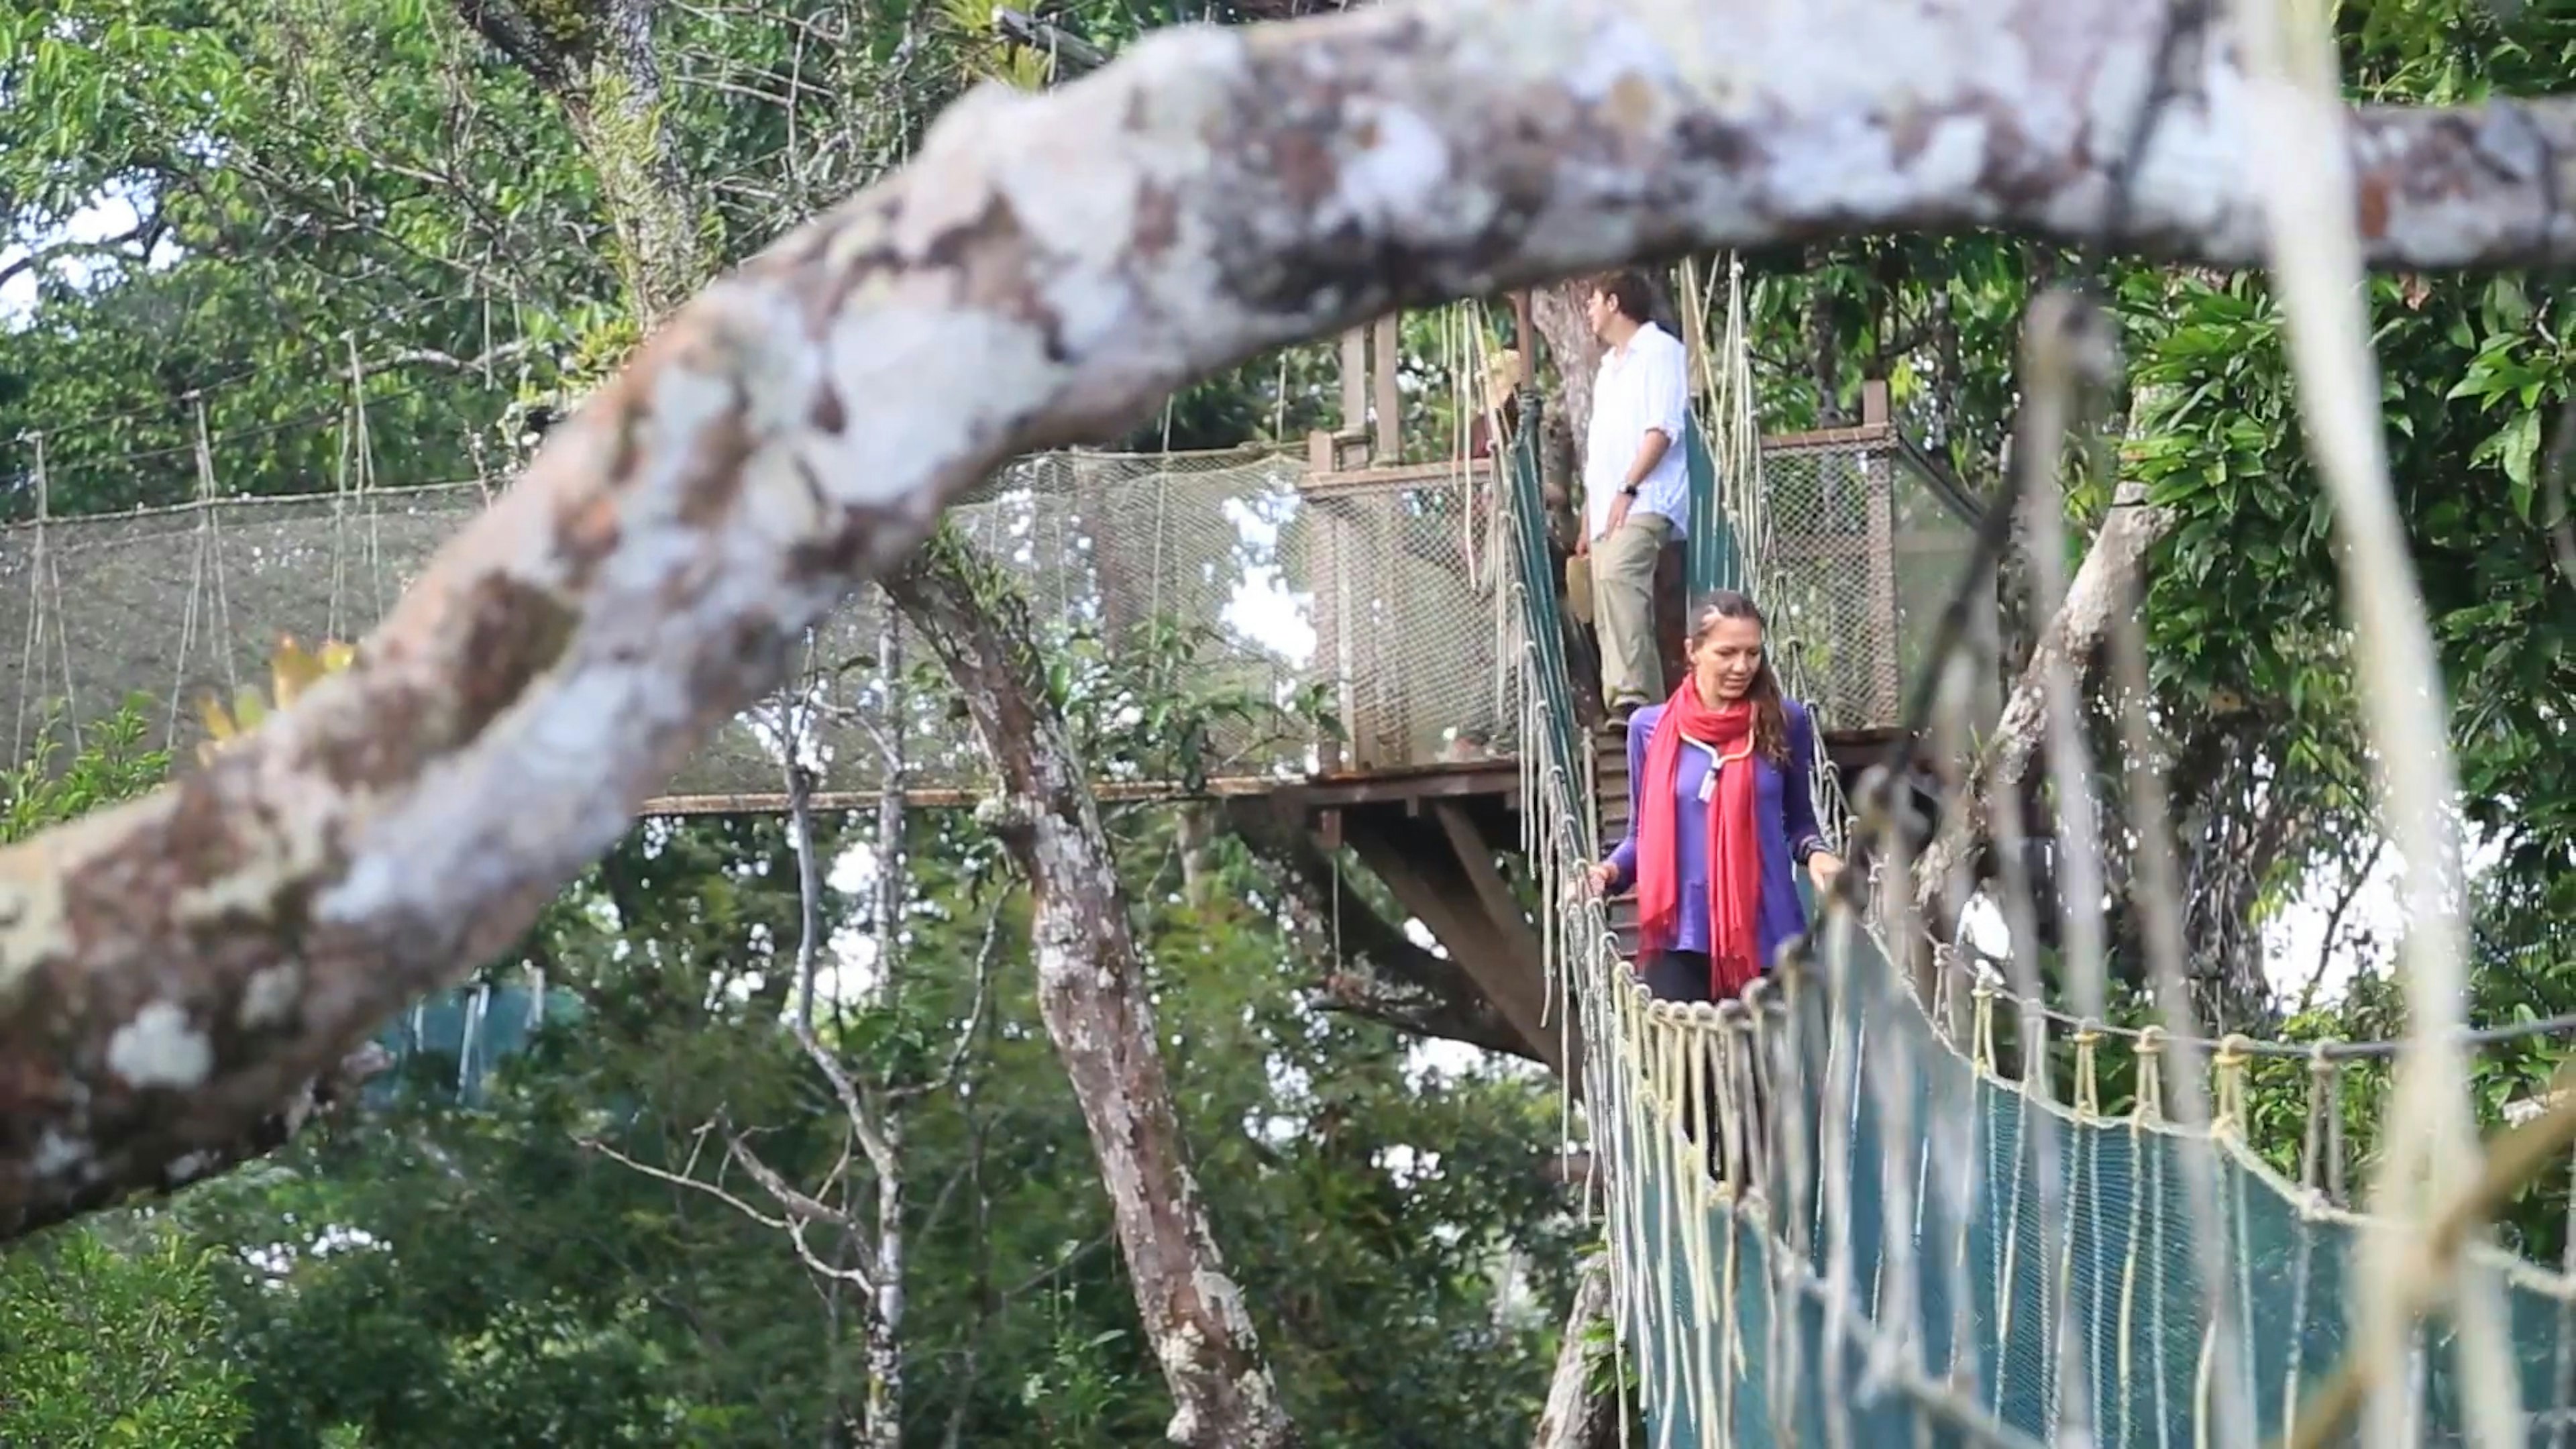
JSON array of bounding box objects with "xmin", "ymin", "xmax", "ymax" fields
[
  {"xmin": 1945, "ymin": 944, "xmax": 2576, "ymax": 1065},
  {"xmin": 0, "ymin": 447, "xmax": 1532, "ymax": 803},
  {"xmin": 1499, "ymin": 386, "xmax": 2576, "ymax": 1448}
]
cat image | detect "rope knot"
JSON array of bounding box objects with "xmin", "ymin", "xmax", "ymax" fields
[
  {"xmin": 2132, "ymin": 1025, "xmax": 2167, "ymax": 1126},
  {"xmin": 2071, "ymin": 1020, "xmax": 2104, "ymax": 1119},
  {"xmin": 2211, "ymin": 1032, "xmax": 2254, "ymax": 1138}
]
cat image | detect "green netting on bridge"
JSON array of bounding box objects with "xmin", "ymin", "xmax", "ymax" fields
[
  {"xmin": 0, "ymin": 425, "xmax": 1937, "ymax": 804},
  {"xmin": 1498, "ymin": 394, "xmax": 2576, "ymax": 1447},
  {"xmin": 0, "ymin": 449, "xmax": 1522, "ymax": 798}
]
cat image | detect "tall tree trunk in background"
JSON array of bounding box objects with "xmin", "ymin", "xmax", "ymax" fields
[
  {"xmin": 1912, "ymin": 485, "xmax": 2176, "ymax": 924},
  {"xmin": 1175, "ymin": 804, "xmax": 1219, "ymax": 907},
  {"xmin": 453, "ymin": 0, "xmax": 713, "ymax": 321},
  {"xmin": 862, "ymin": 600, "xmax": 908, "ymax": 1449},
  {"xmin": 564, "ymin": 0, "xmax": 712, "ymax": 321},
  {"xmin": 1529, "ymin": 282, "xmax": 1607, "ymax": 706},
  {"xmin": 1529, "ymin": 1252, "xmax": 1623, "ymax": 1449},
  {"xmin": 1803, "ymin": 246, "xmax": 1847, "ymax": 425},
  {"xmin": 887, "ymin": 533, "xmax": 1299, "ymax": 1449},
  {"xmin": 1530, "ymin": 283, "xmax": 1604, "ymax": 445}
]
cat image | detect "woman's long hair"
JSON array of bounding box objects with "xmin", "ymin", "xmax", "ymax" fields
[{"xmin": 1691, "ymin": 590, "xmax": 1790, "ymax": 763}]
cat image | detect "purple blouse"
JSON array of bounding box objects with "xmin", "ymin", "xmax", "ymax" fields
[{"xmin": 1603, "ymin": 698, "xmax": 1827, "ymax": 973}]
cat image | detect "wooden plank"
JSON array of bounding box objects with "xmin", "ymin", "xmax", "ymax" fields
[
  {"xmin": 1760, "ymin": 421, "xmax": 1898, "ymax": 453},
  {"xmin": 1340, "ymin": 326, "xmax": 1367, "ymax": 433},
  {"xmin": 1371, "ymin": 312, "xmax": 1403, "ymax": 463},
  {"xmin": 1294, "ymin": 771, "xmax": 1516, "ymax": 808},
  {"xmin": 637, "ymin": 759, "xmax": 1527, "ymax": 817}
]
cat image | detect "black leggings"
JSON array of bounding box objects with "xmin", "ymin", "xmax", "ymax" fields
[{"xmin": 1638, "ymin": 951, "xmax": 1770, "ymax": 1189}]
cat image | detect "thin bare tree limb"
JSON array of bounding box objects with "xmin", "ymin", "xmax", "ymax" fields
[
  {"xmin": 888, "ymin": 894, "xmax": 1006, "ymax": 1104},
  {"xmin": 580, "ymin": 1133, "xmax": 794, "ymax": 1233},
  {"xmin": 7, "ymin": 0, "xmax": 2573, "ymax": 1243}
]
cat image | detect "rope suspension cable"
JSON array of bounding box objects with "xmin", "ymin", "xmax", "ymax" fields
[
  {"xmin": 13, "ymin": 433, "xmax": 51, "ymax": 764},
  {"xmin": 193, "ymin": 395, "xmax": 241, "ymax": 710},
  {"xmin": 347, "ymin": 332, "xmax": 388, "ymax": 627},
  {"xmin": 165, "ymin": 408, "xmax": 218, "ymax": 755},
  {"xmin": 1950, "ymin": 945, "xmax": 2576, "ymax": 1063}
]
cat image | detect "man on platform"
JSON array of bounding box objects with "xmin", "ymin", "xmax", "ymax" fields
[{"xmin": 1572, "ymin": 270, "xmax": 1690, "ymax": 722}]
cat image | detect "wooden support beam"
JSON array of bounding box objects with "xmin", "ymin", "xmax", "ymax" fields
[
  {"xmin": 1860, "ymin": 377, "xmax": 1890, "ymax": 427},
  {"xmin": 1348, "ymin": 808, "xmax": 1573, "ymax": 1081},
  {"xmin": 1371, "ymin": 312, "xmax": 1403, "ymax": 463},
  {"xmin": 1433, "ymin": 801, "xmax": 1527, "ymax": 937},
  {"xmin": 1339, "ymin": 326, "xmax": 1368, "ymax": 435}
]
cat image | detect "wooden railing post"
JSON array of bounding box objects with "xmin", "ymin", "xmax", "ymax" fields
[
  {"xmin": 1306, "ymin": 427, "xmax": 1354, "ymax": 773},
  {"xmin": 1370, "ymin": 313, "xmax": 1403, "ymax": 464}
]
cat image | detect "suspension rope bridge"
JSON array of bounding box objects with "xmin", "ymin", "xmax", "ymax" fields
[
  {"xmin": 1490, "ymin": 272, "xmax": 2576, "ymax": 1444},
  {"xmin": 13, "ymin": 270, "xmax": 2576, "ymax": 1443}
]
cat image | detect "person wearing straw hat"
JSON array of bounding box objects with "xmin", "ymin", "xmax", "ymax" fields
[{"xmin": 1468, "ymin": 347, "xmax": 1525, "ymax": 460}]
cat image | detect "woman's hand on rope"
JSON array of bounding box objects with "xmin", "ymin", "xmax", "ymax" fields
[{"xmin": 1806, "ymin": 851, "xmax": 1844, "ymax": 896}]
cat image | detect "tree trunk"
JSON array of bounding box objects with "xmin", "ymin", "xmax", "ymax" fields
[
  {"xmin": 887, "ymin": 533, "xmax": 1298, "ymax": 1449},
  {"xmin": 1913, "ymin": 485, "xmax": 2175, "ymax": 920},
  {"xmin": 1529, "ymin": 283, "xmax": 1603, "ymax": 443},
  {"xmin": 1175, "ymin": 804, "xmax": 1219, "ymax": 908},
  {"xmin": 1803, "ymin": 248, "xmax": 1847, "ymax": 424},
  {"xmin": 863, "ymin": 601, "xmax": 908, "ymax": 1449},
  {"xmin": 453, "ymin": 0, "xmax": 713, "ymax": 322},
  {"xmin": 1530, "ymin": 1252, "xmax": 1622, "ymax": 1449}
]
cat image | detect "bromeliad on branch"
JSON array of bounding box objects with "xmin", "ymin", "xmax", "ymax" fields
[{"xmin": 194, "ymin": 637, "xmax": 358, "ymax": 767}]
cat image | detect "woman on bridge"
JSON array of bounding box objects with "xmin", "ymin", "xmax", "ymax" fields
[{"xmin": 1587, "ymin": 591, "xmax": 1843, "ymax": 1004}]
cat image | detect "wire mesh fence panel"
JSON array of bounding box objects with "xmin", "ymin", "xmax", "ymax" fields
[
  {"xmin": 0, "ymin": 449, "xmax": 1532, "ymax": 799},
  {"xmin": 1742, "ymin": 435, "xmax": 1964, "ymax": 735}
]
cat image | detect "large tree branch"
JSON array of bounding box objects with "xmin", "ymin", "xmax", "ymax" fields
[
  {"xmin": 1912, "ymin": 486, "xmax": 2176, "ymax": 918},
  {"xmin": 1, "ymin": 0, "xmax": 2566, "ymax": 1243},
  {"xmin": 451, "ymin": 0, "xmax": 587, "ymax": 89}
]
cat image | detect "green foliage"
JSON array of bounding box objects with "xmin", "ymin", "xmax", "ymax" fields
[
  {"xmin": 0, "ymin": 697, "xmax": 168, "ymax": 843},
  {"xmin": 0, "ymin": 1225, "xmax": 254, "ymax": 1446}
]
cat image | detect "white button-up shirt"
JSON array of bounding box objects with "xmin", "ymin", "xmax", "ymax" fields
[{"xmin": 1581, "ymin": 321, "xmax": 1692, "ymax": 542}]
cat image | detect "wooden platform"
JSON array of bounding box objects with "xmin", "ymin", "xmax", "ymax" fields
[
  {"xmin": 637, "ymin": 757, "xmax": 1520, "ymax": 818},
  {"xmin": 645, "ymin": 722, "xmax": 1899, "ymax": 1079}
]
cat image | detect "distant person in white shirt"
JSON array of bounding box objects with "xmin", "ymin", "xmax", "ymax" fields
[{"xmin": 1576, "ymin": 270, "xmax": 1691, "ymax": 720}]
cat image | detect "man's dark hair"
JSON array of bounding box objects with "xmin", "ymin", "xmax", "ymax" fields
[{"xmin": 1587, "ymin": 270, "xmax": 1658, "ymax": 326}]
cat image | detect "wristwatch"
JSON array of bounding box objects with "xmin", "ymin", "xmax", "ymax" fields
[{"xmin": 1618, "ymin": 484, "xmax": 1640, "ymax": 498}]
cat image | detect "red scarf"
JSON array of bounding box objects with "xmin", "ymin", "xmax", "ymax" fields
[{"xmin": 1634, "ymin": 686, "xmax": 1764, "ymax": 998}]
